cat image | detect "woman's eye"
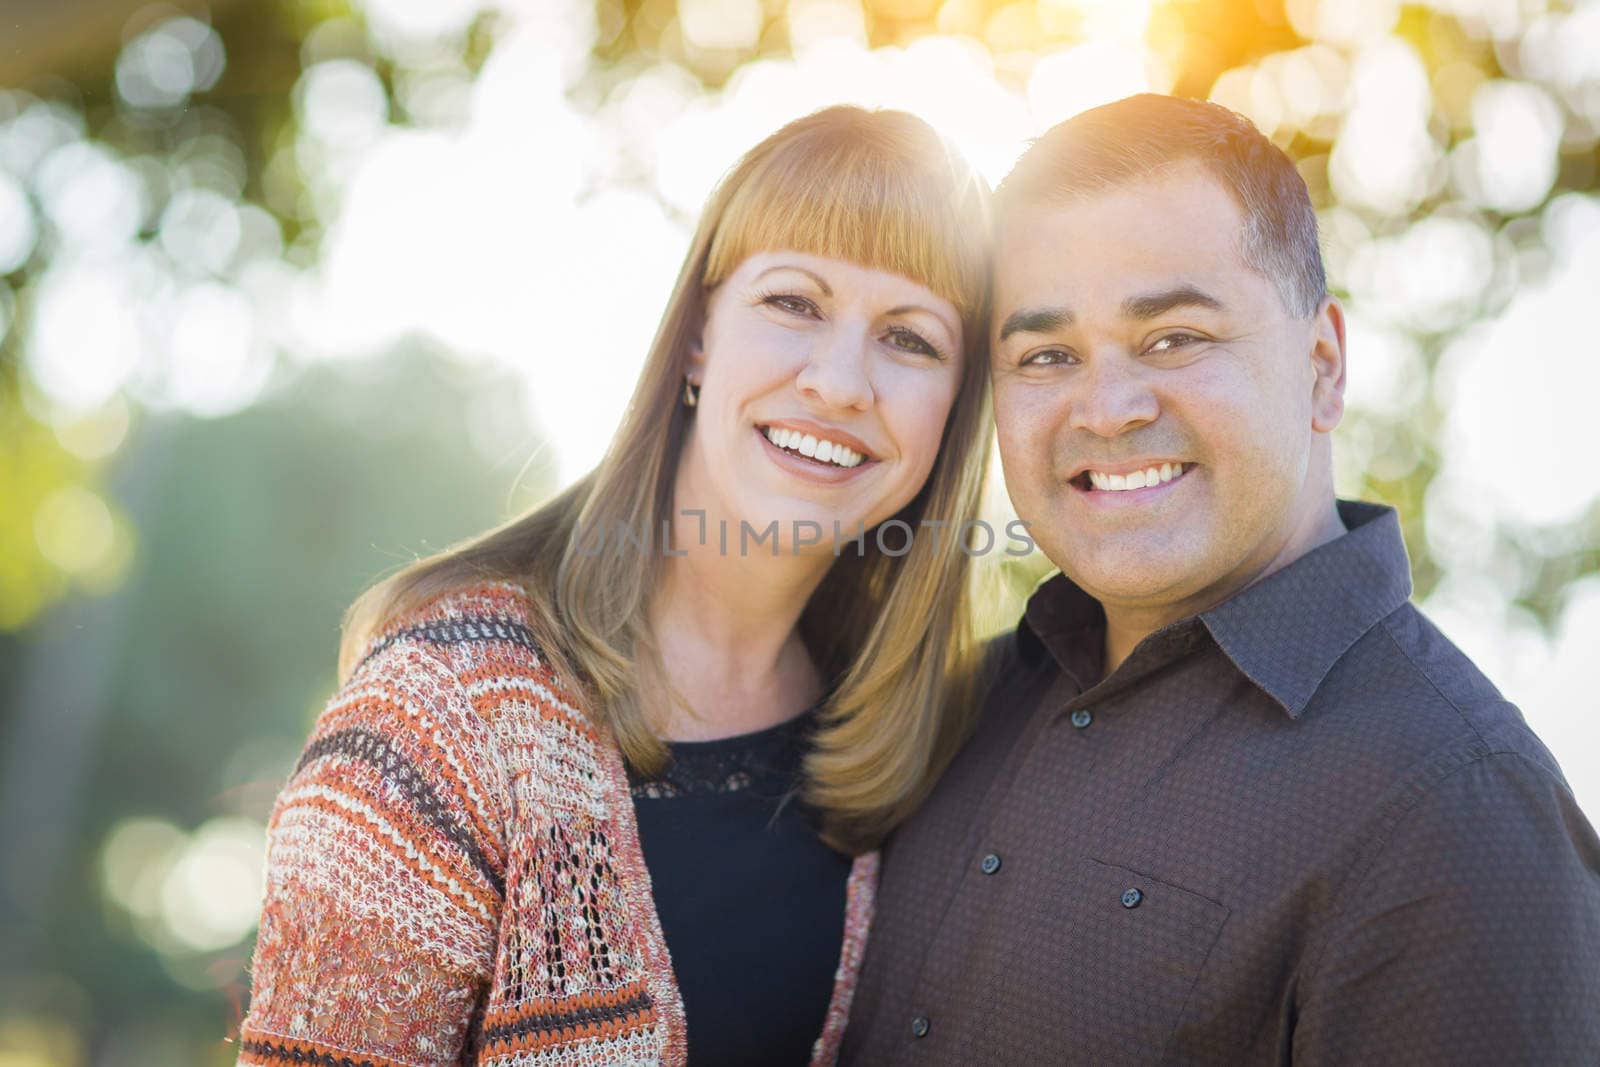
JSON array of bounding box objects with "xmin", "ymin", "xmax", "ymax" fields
[
  {"xmin": 886, "ymin": 326, "xmax": 938, "ymax": 358},
  {"xmin": 764, "ymin": 293, "xmax": 818, "ymax": 317}
]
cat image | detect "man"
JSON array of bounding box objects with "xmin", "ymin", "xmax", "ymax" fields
[{"xmin": 840, "ymin": 94, "xmax": 1600, "ymax": 1065}]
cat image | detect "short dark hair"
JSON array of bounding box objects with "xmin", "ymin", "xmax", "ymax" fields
[{"xmin": 996, "ymin": 94, "xmax": 1326, "ymax": 318}]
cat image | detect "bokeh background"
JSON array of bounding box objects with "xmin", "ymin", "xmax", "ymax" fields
[{"xmin": 1, "ymin": 0, "xmax": 1597, "ymax": 1062}]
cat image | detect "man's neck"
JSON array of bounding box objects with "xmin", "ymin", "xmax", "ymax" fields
[{"xmin": 1100, "ymin": 501, "xmax": 1348, "ymax": 676}]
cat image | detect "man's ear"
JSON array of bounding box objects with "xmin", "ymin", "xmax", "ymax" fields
[{"xmin": 1309, "ymin": 295, "xmax": 1346, "ymax": 434}]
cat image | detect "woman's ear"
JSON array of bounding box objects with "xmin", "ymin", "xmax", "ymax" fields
[
  {"xmin": 685, "ymin": 333, "xmax": 705, "ymax": 382},
  {"xmin": 685, "ymin": 290, "xmax": 712, "ymax": 383},
  {"xmin": 1310, "ymin": 295, "xmax": 1347, "ymax": 434}
]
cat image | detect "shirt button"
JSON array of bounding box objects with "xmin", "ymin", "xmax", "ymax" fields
[
  {"xmin": 1070, "ymin": 708, "xmax": 1094, "ymax": 729},
  {"xmin": 1122, "ymin": 887, "xmax": 1143, "ymax": 908},
  {"xmin": 911, "ymin": 1015, "xmax": 931, "ymax": 1039},
  {"xmin": 980, "ymin": 852, "xmax": 1002, "ymax": 875}
]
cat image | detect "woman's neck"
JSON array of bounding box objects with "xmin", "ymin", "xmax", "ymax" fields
[{"xmin": 644, "ymin": 501, "xmax": 831, "ymax": 742}]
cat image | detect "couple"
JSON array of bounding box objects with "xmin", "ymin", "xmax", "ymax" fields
[{"xmin": 237, "ymin": 95, "xmax": 1600, "ymax": 1066}]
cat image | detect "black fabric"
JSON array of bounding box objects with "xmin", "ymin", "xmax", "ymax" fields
[
  {"xmin": 631, "ymin": 711, "xmax": 851, "ymax": 1067},
  {"xmin": 841, "ymin": 500, "xmax": 1600, "ymax": 1066}
]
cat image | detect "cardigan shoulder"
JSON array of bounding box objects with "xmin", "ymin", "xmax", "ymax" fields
[
  {"xmin": 240, "ymin": 579, "xmax": 645, "ymax": 1067},
  {"xmin": 360, "ymin": 579, "xmax": 609, "ymax": 794},
  {"xmin": 352, "ymin": 580, "xmax": 586, "ymax": 719},
  {"xmin": 240, "ymin": 582, "xmax": 549, "ymax": 1066},
  {"xmin": 242, "ymin": 578, "xmax": 868, "ymax": 1067}
]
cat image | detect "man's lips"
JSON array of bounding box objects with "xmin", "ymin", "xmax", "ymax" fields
[{"xmin": 1069, "ymin": 461, "xmax": 1195, "ymax": 494}]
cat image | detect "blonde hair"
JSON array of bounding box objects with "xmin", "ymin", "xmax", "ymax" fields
[{"xmin": 340, "ymin": 106, "xmax": 993, "ymax": 853}]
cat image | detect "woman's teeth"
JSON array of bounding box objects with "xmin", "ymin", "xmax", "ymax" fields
[
  {"xmin": 1087, "ymin": 463, "xmax": 1188, "ymax": 491},
  {"xmin": 762, "ymin": 426, "xmax": 864, "ymax": 468}
]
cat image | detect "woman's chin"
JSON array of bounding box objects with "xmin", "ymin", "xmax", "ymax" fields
[{"xmin": 695, "ymin": 505, "xmax": 866, "ymax": 560}]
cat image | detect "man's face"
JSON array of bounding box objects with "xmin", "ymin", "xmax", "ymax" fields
[{"xmin": 991, "ymin": 161, "xmax": 1344, "ymax": 622}]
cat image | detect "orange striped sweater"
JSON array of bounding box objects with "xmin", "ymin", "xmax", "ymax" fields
[{"xmin": 239, "ymin": 580, "xmax": 877, "ymax": 1066}]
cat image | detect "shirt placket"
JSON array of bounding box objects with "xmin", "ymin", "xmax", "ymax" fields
[{"xmin": 888, "ymin": 642, "xmax": 1224, "ymax": 1061}]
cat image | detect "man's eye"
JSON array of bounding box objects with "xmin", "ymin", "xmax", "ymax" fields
[
  {"xmin": 1020, "ymin": 348, "xmax": 1073, "ymax": 366},
  {"xmin": 886, "ymin": 326, "xmax": 939, "ymax": 358},
  {"xmin": 1147, "ymin": 333, "xmax": 1201, "ymax": 354}
]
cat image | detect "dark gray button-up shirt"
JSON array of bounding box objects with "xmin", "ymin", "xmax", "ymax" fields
[{"xmin": 842, "ymin": 500, "xmax": 1600, "ymax": 1065}]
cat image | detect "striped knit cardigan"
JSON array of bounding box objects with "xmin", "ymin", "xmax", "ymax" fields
[{"xmin": 239, "ymin": 580, "xmax": 878, "ymax": 1067}]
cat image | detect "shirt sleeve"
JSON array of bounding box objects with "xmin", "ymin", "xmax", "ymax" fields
[
  {"xmin": 1293, "ymin": 750, "xmax": 1600, "ymax": 1065},
  {"xmin": 238, "ymin": 641, "xmax": 507, "ymax": 1067}
]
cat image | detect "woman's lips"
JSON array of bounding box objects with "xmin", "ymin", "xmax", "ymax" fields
[{"xmin": 756, "ymin": 426, "xmax": 873, "ymax": 484}]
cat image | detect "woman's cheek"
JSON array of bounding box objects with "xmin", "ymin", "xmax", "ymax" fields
[{"xmin": 891, "ymin": 367, "xmax": 961, "ymax": 474}]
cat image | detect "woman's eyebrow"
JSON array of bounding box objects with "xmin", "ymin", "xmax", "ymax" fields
[
  {"xmin": 888, "ymin": 304, "xmax": 956, "ymax": 334},
  {"xmin": 753, "ymin": 264, "xmax": 832, "ymax": 295}
]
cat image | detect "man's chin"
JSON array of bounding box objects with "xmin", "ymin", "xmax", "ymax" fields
[
  {"xmin": 1057, "ymin": 547, "xmax": 1204, "ymax": 610},
  {"xmin": 1076, "ymin": 574, "xmax": 1192, "ymax": 610}
]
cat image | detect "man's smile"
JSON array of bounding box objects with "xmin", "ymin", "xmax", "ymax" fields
[{"xmin": 1069, "ymin": 460, "xmax": 1194, "ymax": 493}]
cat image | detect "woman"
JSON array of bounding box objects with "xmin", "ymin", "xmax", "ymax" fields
[{"xmin": 238, "ymin": 106, "xmax": 993, "ymax": 1067}]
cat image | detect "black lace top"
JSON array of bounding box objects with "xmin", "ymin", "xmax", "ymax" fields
[{"xmin": 629, "ymin": 711, "xmax": 852, "ymax": 1066}]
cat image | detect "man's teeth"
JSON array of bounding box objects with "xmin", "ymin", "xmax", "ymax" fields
[
  {"xmin": 1087, "ymin": 463, "xmax": 1186, "ymax": 491},
  {"xmin": 763, "ymin": 426, "xmax": 864, "ymax": 468}
]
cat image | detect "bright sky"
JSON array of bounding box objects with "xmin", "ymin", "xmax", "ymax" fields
[
  {"xmin": 305, "ymin": 0, "xmax": 1600, "ymax": 809},
  {"xmin": 3, "ymin": 0, "xmax": 1595, "ymax": 986},
  {"xmin": 5, "ymin": 0, "xmax": 1595, "ymax": 816},
  {"xmin": 238, "ymin": 0, "xmax": 1600, "ymax": 816}
]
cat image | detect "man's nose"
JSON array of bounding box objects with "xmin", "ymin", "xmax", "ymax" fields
[{"xmin": 1067, "ymin": 350, "xmax": 1159, "ymax": 438}]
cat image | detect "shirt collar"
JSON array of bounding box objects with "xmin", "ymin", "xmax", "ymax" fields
[
  {"xmin": 1017, "ymin": 569, "xmax": 1105, "ymax": 691},
  {"xmin": 1200, "ymin": 499, "xmax": 1412, "ymax": 717},
  {"xmin": 1018, "ymin": 500, "xmax": 1414, "ymax": 718}
]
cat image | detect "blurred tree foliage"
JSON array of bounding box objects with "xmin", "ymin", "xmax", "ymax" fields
[
  {"xmin": 2, "ymin": 0, "xmax": 1598, "ymax": 1062},
  {"xmin": 4, "ymin": 342, "xmax": 548, "ymax": 1063},
  {"xmin": 5, "ymin": 0, "xmax": 1597, "ymax": 637},
  {"xmin": 588, "ymin": 0, "xmax": 1600, "ymax": 622}
]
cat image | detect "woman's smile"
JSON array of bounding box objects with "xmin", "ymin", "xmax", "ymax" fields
[{"xmin": 685, "ymin": 250, "xmax": 963, "ymax": 548}]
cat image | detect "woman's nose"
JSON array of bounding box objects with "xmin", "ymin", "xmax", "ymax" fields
[{"xmin": 795, "ymin": 322, "xmax": 874, "ymax": 411}]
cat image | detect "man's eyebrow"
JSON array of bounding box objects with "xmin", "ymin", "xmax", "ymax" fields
[
  {"xmin": 754, "ymin": 264, "xmax": 832, "ymax": 296},
  {"xmin": 998, "ymin": 306, "xmax": 1073, "ymax": 341},
  {"xmin": 1122, "ymin": 285, "xmax": 1224, "ymax": 320}
]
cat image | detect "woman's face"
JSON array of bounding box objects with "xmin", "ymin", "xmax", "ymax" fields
[{"xmin": 680, "ymin": 250, "xmax": 965, "ymax": 554}]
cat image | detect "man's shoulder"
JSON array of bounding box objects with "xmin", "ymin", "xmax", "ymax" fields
[
  {"xmin": 976, "ymin": 624, "xmax": 1028, "ymax": 685},
  {"xmin": 1317, "ymin": 599, "xmax": 1566, "ymax": 785},
  {"xmin": 969, "ymin": 625, "xmax": 1049, "ymax": 736},
  {"xmin": 891, "ymin": 627, "xmax": 1047, "ymax": 822}
]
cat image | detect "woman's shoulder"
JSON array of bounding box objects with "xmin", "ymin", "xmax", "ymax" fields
[
  {"xmin": 342, "ymin": 577, "xmax": 593, "ymax": 740},
  {"xmin": 351, "ymin": 579, "xmax": 554, "ymax": 690},
  {"xmin": 356, "ymin": 578, "xmax": 538, "ymax": 666}
]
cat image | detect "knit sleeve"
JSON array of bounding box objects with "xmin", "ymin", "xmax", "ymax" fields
[{"xmin": 239, "ymin": 638, "xmax": 508, "ymax": 1067}]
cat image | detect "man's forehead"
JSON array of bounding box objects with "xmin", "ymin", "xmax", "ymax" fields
[
  {"xmin": 999, "ymin": 170, "xmax": 1242, "ymax": 250},
  {"xmin": 992, "ymin": 169, "xmax": 1253, "ymax": 306},
  {"xmin": 1000, "ymin": 156, "xmax": 1237, "ymax": 222}
]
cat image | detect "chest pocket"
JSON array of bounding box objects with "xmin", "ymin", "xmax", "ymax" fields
[{"xmin": 1000, "ymin": 857, "xmax": 1228, "ymax": 1064}]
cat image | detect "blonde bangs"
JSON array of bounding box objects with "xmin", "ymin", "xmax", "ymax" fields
[
  {"xmin": 704, "ymin": 115, "xmax": 989, "ymax": 329},
  {"xmin": 341, "ymin": 105, "xmax": 996, "ymax": 855}
]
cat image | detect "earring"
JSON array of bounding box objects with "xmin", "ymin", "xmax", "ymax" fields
[{"xmin": 683, "ymin": 379, "xmax": 700, "ymax": 408}]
